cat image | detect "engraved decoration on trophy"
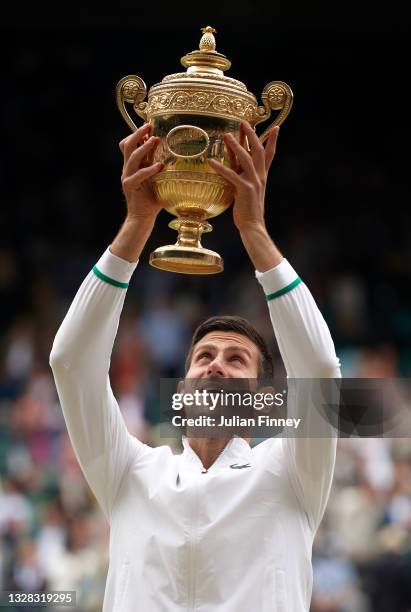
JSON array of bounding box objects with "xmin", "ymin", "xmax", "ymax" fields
[{"xmin": 116, "ymin": 26, "xmax": 293, "ymax": 274}]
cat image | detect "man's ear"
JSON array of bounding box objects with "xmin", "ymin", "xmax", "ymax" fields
[
  {"xmin": 258, "ymin": 384, "xmax": 276, "ymax": 395},
  {"xmin": 255, "ymin": 385, "xmax": 277, "ymax": 414}
]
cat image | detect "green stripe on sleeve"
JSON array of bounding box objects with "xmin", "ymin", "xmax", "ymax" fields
[
  {"xmin": 265, "ymin": 277, "xmax": 302, "ymax": 301},
  {"xmin": 92, "ymin": 265, "xmax": 129, "ymax": 289}
]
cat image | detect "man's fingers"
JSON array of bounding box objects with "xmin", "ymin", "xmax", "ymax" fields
[
  {"xmin": 264, "ymin": 126, "xmax": 280, "ymax": 171},
  {"xmin": 224, "ymin": 134, "xmax": 256, "ymax": 178},
  {"xmin": 239, "ymin": 123, "xmax": 248, "ymax": 151},
  {"xmin": 119, "ymin": 123, "xmax": 152, "ymax": 163},
  {"xmin": 208, "ymin": 158, "xmax": 248, "ymax": 189},
  {"xmin": 146, "ymin": 136, "xmax": 159, "ymax": 166},
  {"xmin": 122, "ymin": 162, "xmax": 164, "ymax": 191},
  {"xmin": 241, "ymin": 121, "xmax": 265, "ymax": 177},
  {"xmin": 227, "ymin": 141, "xmax": 238, "ymax": 171},
  {"xmin": 123, "ymin": 136, "xmax": 160, "ymax": 178},
  {"xmin": 119, "ymin": 123, "xmax": 151, "ymax": 152}
]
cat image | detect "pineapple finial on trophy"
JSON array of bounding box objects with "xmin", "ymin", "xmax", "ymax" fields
[
  {"xmin": 181, "ymin": 25, "xmax": 230, "ymax": 72},
  {"xmin": 200, "ymin": 26, "xmax": 217, "ymax": 52}
]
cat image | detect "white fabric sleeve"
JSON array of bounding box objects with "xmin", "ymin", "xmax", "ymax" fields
[
  {"xmin": 49, "ymin": 247, "xmax": 142, "ymax": 521},
  {"xmin": 256, "ymin": 259, "xmax": 341, "ymax": 532}
]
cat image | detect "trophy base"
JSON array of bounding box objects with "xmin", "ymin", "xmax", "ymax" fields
[{"xmin": 149, "ymin": 245, "xmax": 223, "ymax": 275}]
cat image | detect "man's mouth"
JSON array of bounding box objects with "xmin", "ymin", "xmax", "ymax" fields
[
  {"xmin": 191, "ymin": 379, "xmax": 223, "ymax": 393},
  {"xmin": 187, "ymin": 378, "xmax": 250, "ymax": 393}
]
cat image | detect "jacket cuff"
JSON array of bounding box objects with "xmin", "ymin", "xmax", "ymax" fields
[
  {"xmin": 255, "ymin": 259, "xmax": 301, "ymax": 301},
  {"xmin": 92, "ymin": 247, "xmax": 138, "ymax": 288}
]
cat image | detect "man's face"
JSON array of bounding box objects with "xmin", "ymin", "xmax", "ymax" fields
[
  {"xmin": 182, "ymin": 331, "xmax": 261, "ymax": 436},
  {"xmin": 186, "ymin": 331, "xmax": 260, "ymax": 380}
]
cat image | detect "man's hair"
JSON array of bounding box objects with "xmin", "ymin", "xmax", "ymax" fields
[{"xmin": 185, "ymin": 315, "xmax": 274, "ymax": 379}]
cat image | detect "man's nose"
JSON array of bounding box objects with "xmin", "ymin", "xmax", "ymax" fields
[{"xmin": 206, "ymin": 358, "xmax": 225, "ymax": 377}]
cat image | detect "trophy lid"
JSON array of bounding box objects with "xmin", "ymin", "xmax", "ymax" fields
[
  {"xmin": 159, "ymin": 26, "xmax": 248, "ymax": 93},
  {"xmin": 138, "ymin": 25, "xmax": 294, "ymax": 126}
]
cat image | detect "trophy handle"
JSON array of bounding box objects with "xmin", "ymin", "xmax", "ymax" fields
[
  {"xmin": 115, "ymin": 75, "xmax": 148, "ymax": 132},
  {"xmin": 254, "ymin": 81, "xmax": 294, "ymax": 144}
]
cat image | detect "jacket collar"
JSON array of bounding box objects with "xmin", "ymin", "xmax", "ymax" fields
[{"xmin": 181, "ymin": 435, "xmax": 251, "ymax": 471}]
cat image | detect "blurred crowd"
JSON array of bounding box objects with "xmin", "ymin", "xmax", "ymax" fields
[{"xmin": 1, "ymin": 252, "xmax": 411, "ymax": 611}]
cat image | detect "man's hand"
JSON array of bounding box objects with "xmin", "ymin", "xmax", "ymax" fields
[
  {"xmin": 208, "ymin": 122, "xmax": 283, "ymax": 272},
  {"xmin": 208, "ymin": 121, "xmax": 279, "ymax": 233},
  {"xmin": 119, "ymin": 123, "xmax": 164, "ymax": 225},
  {"xmin": 110, "ymin": 124, "xmax": 164, "ymax": 263}
]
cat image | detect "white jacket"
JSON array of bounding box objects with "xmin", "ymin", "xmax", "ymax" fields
[{"xmin": 50, "ymin": 248, "xmax": 341, "ymax": 611}]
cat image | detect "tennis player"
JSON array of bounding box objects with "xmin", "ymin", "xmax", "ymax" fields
[{"xmin": 50, "ymin": 122, "xmax": 341, "ymax": 611}]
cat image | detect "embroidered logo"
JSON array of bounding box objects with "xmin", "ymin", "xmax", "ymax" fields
[{"xmin": 229, "ymin": 463, "xmax": 251, "ymax": 469}]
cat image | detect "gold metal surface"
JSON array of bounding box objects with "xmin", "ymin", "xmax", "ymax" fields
[
  {"xmin": 150, "ymin": 246, "xmax": 223, "ymax": 275},
  {"xmin": 116, "ymin": 27, "xmax": 293, "ymax": 274}
]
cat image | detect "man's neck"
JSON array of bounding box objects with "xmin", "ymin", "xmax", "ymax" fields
[{"xmin": 187, "ymin": 436, "xmax": 250, "ymax": 470}]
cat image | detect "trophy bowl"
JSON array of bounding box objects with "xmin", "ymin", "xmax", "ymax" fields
[{"xmin": 116, "ymin": 27, "xmax": 293, "ymax": 274}]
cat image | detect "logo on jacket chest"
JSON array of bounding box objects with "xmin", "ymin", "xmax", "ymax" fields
[{"xmin": 229, "ymin": 463, "xmax": 251, "ymax": 469}]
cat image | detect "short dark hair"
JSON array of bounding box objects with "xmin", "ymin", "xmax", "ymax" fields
[{"xmin": 185, "ymin": 315, "xmax": 274, "ymax": 379}]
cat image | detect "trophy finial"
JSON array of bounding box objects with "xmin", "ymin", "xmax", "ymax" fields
[
  {"xmin": 199, "ymin": 26, "xmax": 217, "ymax": 53},
  {"xmin": 181, "ymin": 26, "xmax": 231, "ymax": 72}
]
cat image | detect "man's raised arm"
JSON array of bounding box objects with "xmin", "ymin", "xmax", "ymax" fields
[
  {"xmin": 210, "ymin": 122, "xmax": 341, "ymax": 532},
  {"xmin": 254, "ymin": 246, "xmax": 341, "ymax": 532},
  {"xmin": 50, "ymin": 124, "xmax": 164, "ymax": 520}
]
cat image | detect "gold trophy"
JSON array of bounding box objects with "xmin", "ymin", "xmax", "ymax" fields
[{"xmin": 116, "ymin": 27, "xmax": 293, "ymax": 274}]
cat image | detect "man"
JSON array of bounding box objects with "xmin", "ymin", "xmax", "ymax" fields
[{"xmin": 50, "ymin": 121, "xmax": 341, "ymax": 611}]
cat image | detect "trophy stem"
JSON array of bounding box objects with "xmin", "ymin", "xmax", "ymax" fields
[
  {"xmin": 149, "ymin": 215, "xmax": 224, "ymax": 275},
  {"xmin": 174, "ymin": 218, "xmax": 208, "ymax": 249}
]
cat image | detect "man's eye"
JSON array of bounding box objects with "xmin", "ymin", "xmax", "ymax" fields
[
  {"xmin": 230, "ymin": 355, "xmax": 244, "ymax": 363},
  {"xmin": 198, "ymin": 352, "xmax": 211, "ymax": 360}
]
